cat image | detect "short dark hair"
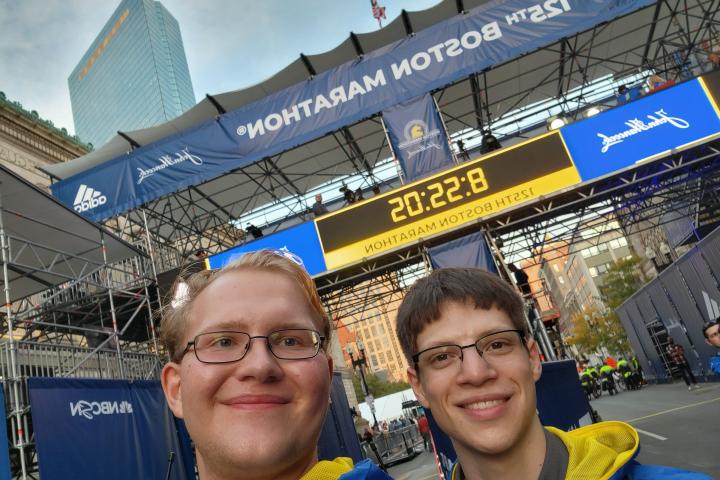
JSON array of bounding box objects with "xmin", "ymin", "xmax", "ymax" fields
[
  {"xmin": 395, "ymin": 268, "xmax": 528, "ymax": 363},
  {"xmin": 703, "ymin": 320, "xmax": 719, "ymax": 338}
]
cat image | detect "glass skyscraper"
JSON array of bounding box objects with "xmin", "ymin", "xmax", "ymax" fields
[{"xmin": 68, "ymin": 0, "xmax": 195, "ymax": 149}]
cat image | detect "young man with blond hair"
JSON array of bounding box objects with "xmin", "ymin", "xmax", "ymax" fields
[
  {"xmin": 160, "ymin": 250, "xmax": 390, "ymax": 480},
  {"xmin": 396, "ymin": 267, "xmax": 710, "ymax": 480}
]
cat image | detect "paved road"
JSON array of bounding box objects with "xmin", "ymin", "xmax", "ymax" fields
[
  {"xmin": 387, "ymin": 449, "xmax": 439, "ymax": 480},
  {"xmin": 591, "ymin": 381, "xmax": 719, "ymax": 478},
  {"xmin": 386, "ymin": 381, "xmax": 720, "ymax": 479}
]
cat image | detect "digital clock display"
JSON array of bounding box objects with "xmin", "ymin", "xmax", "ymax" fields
[{"xmin": 316, "ymin": 131, "xmax": 580, "ymax": 269}]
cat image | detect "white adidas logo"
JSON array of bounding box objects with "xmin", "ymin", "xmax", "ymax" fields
[
  {"xmin": 702, "ymin": 290, "xmax": 720, "ymax": 321},
  {"xmin": 73, "ymin": 184, "xmax": 107, "ymax": 213}
]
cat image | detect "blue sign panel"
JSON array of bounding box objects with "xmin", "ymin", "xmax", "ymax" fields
[
  {"xmin": 207, "ymin": 221, "xmax": 327, "ymax": 276},
  {"xmin": 383, "ymin": 93, "xmax": 454, "ymax": 181},
  {"xmin": 562, "ymin": 79, "xmax": 720, "ymax": 181},
  {"xmin": 52, "ymin": 0, "xmax": 653, "ymax": 221}
]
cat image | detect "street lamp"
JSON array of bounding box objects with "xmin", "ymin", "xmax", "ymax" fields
[{"xmin": 346, "ymin": 341, "xmax": 379, "ymax": 427}]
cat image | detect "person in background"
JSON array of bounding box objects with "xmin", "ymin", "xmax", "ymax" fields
[
  {"xmin": 312, "ymin": 194, "xmax": 329, "ymax": 217},
  {"xmin": 507, "ymin": 263, "xmax": 531, "ymax": 297},
  {"xmin": 417, "ymin": 413, "xmax": 432, "ymax": 452},
  {"xmin": 160, "ymin": 250, "xmax": 390, "ymax": 480},
  {"xmin": 395, "ymin": 267, "xmax": 710, "ymax": 480},
  {"xmin": 665, "ymin": 337, "xmax": 700, "ymax": 390},
  {"xmin": 702, "ymin": 320, "xmax": 720, "ymax": 375}
]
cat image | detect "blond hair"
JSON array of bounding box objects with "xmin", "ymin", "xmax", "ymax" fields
[{"xmin": 160, "ymin": 250, "xmax": 330, "ymax": 362}]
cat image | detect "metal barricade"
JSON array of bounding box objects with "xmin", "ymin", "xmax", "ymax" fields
[{"xmin": 362, "ymin": 424, "xmax": 424, "ymax": 466}]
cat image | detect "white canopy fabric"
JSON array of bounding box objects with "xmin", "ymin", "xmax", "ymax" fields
[{"xmin": 359, "ymin": 388, "xmax": 418, "ymax": 423}]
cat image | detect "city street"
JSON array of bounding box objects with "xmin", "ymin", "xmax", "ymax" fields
[
  {"xmin": 592, "ymin": 381, "xmax": 719, "ymax": 478},
  {"xmin": 388, "ymin": 382, "xmax": 720, "ymax": 479}
]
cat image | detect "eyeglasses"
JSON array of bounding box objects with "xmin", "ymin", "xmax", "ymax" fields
[
  {"xmin": 182, "ymin": 329, "xmax": 325, "ymax": 364},
  {"xmin": 412, "ymin": 329, "xmax": 526, "ymax": 372}
]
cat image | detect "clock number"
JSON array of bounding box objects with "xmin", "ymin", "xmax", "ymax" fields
[
  {"xmin": 443, "ymin": 176, "xmax": 463, "ymax": 202},
  {"xmin": 404, "ymin": 191, "xmax": 424, "ymax": 217},
  {"xmin": 467, "ymin": 167, "xmax": 489, "ymax": 194},
  {"xmin": 388, "ymin": 197, "xmax": 407, "ymax": 222},
  {"xmin": 427, "ymin": 183, "xmax": 446, "ymax": 208}
]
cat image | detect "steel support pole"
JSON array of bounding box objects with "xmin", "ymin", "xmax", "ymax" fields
[
  {"xmin": 100, "ymin": 230, "xmax": 126, "ymax": 378},
  {"xmin": 0, "ymin": 185, "xmax": 28, "ymax": 479}
]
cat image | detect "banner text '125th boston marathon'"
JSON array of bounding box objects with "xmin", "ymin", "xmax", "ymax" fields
[{"xmin": 52, "ymin": 0, "xmax": 654, "ymax": 222}]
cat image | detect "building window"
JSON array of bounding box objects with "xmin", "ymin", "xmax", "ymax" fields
[{"xmin": 589, "ymin": 267, "xmax": 598, "ymax": 277}]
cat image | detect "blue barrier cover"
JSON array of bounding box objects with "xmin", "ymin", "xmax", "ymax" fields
[
  {"xmin": 28, "ymin": 378, "xmax": 193, "ymax": 480},
  {"xmin": 561, "ymin": 78, "xmax": 720, "ymax": 181},
  {"xmin": 0, "ymin": 385, "xmax": 11, "ymax": 480},
  {"xmin": 207, "ymin": 221, "xmax": 327, "ymax": 276},
  {"xmin": 52, "ymin": 0, "xmax": 653, "ymax": 221}
]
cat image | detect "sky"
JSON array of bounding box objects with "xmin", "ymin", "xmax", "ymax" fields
[{"xmin": 0, "ymin": 0, "xmax": 440, "ymax": 137}]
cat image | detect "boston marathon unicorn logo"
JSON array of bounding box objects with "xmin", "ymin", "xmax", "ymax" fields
[{"xmin": 399, "ymin": 119, "xmax": 443, "ymax": 158}]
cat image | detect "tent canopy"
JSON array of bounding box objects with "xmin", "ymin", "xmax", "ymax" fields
[
  {"xmin": 0, "ymin": 165, "xmax": 143, "ymax": 302},
  {"xmin": 43, "ymin": 0, "xmax": 713, "ymax": 251}
]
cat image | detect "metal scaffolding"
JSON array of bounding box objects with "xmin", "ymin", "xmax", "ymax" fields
[{"xmin": 0, "ymin": 167, "xmax": 160, "ymax": 479}]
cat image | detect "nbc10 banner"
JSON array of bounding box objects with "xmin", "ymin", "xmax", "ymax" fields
[
  {"xmin": 383, "ymin": 93, "xmax": 455, "ymax": 182},
  {"xmin": 27, "ymin": 378, "xmax": 193, "ymax": 480}
]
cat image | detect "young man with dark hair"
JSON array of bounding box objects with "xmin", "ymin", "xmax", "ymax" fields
[
  {"xmin": 396, "ymin": 267, "xmax": 710, "ymax": 480},
  {"xmin": 702, "ymin": 320, "xmax": 720, "ymax": 375}
]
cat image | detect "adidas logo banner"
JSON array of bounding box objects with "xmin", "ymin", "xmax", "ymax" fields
[{"xmin": 73, "ymin": 185, "xmax": 107, "ymax": 213}]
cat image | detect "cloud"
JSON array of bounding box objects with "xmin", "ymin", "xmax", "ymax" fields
[{"xmin": 2, "ymin": 0, "xmax": 440, "ymax": 136}]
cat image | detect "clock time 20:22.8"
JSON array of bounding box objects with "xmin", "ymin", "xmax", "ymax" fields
[{"xmin": 387, "ymin": 166, "xmax": 488, "ymax": 222}]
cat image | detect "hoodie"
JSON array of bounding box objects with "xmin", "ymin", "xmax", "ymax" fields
[
  {"xmin": 547, "ymin": 421, "xmax": 711, "ymax": 480},
  {"xmin": 451, "ymin": 421, "xmax": 710, "ymax": 480},
  {"xmin": 300, "ymin": 457, "xmax": 392, "ymax": 480}
]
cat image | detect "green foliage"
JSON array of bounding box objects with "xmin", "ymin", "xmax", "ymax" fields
[
  {"xmin": 566, "ymin": 307, "xmax": 630, "ymax": 356},
  {"xmin": 599, "ymin": 256, "xmax": 644, "ymax": 309},
  {"xmin": 566, "ymin": 257, "xmax": 643, "ymax": 356},
  {"xmin": 352, "ymin": 371, "xmax": 410, "ymax": 400}
]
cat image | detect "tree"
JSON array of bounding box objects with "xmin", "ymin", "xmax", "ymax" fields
[
  {"xmin": 599, "ymin": 256, "xmax": 644, "ymax": 309},
  {"xmin": 566, "ymin": 306, "xmax": 630, "ymax": 356},
  {"xmin": 566, "ymin": 257, "xmax": 643, "ymax": 356},
  {"xmin": 352, "ymin": 372, "xmax": 410, "ymax": 400}
]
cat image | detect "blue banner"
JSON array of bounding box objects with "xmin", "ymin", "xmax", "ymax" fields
[
  {"xmin": 383, "ymin": 93, "xmax": 454, "ymax": 181},
  {"xmin": 52, "ymin": 0, "xmax": 654, "ymax": 221},
  {"xmin": 562, "ymin": 78, "xmax": 720, "ymax": 181},
  {"xmin": 0, "ymin": 385, "xmax": 10, "ymax": 480},
  {"xmin": 318, "ymin": 372, "xmax": 363, "ymax": 462},
  {"xmin": 207, "ymin": 221, "xmax": 327, "ymax": 276},
  {"xmin": 28, "ymin": 378, "xmax": 194, "ymax": 480},
  {"xmin": 428, "ymin": 231, "xmax": 498, "ymax": 271}
]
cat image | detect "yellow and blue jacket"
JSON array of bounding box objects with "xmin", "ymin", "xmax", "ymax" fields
[
  {"xmin": 300, "ymin": 457, "xmax": 392, "ymax": 480},
  {"xmin": 451, "ymin": 421, "xmax": 711, "ymax": 480}
]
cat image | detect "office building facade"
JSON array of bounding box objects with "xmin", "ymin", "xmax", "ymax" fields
[{"xmin": 68, "ymin": 0, "xmax": 195, "ymax": 148}]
